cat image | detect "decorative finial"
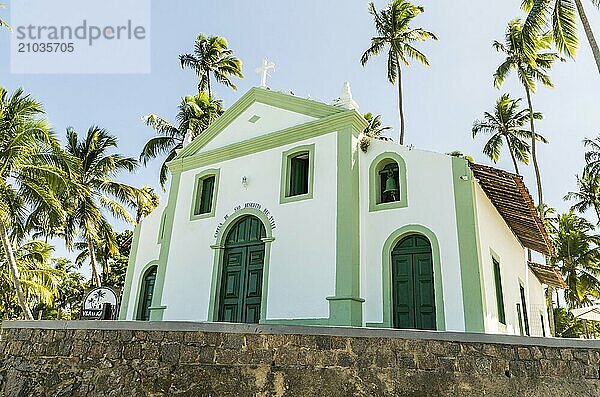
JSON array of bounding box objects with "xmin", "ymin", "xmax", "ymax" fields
[
  {"xmin": 333, "ymin": 81, "xmax": 359, "ymax": 111},
  {"xmin": 255, "ymin": 58, "xmax": 275, "ymax": 88}
]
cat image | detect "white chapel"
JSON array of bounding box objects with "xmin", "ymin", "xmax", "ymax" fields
[{"xmin": 119, "ymin": 85, "xmax": 564, "ymax": 336}]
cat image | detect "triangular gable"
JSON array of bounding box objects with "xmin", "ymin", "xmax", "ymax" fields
[{"xmin": 176, "ymin": 87, "xmax": 346, "ymax": 158}]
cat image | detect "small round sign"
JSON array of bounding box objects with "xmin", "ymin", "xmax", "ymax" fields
[{"xmin": 82, "ymin": 286, "xmax": 118, "ymax": 319}]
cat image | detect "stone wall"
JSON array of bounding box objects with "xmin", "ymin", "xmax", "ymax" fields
[{"xmin": 1, "ymin": 321, "xmax": 600, "ymax": 396}]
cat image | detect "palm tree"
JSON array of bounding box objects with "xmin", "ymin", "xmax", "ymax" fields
[
  {"xmin": 64, "ymin": 126, "xmax": 138, "ymax": 287},
  {"xmin": 0, "ymin": 3, "xmax": 10, "ymax": 31},
  {"xmin": 551, "ymin": 211, "xmax": 600, "ymax": 306},
  {"xmin": 521, "ymin": 0, "xmax": 600, "ymax": 74},
  {"xmin": 581, "ymin": 135, "xmax": 600, "ymax": 179},
  {"xmin": 131, "ymin": 186, "xmax": 159, "ymax": 224},
  {"xmin": 0, "ymin": 87, "xmax": 69, "ymax": 320},
  {"xmin": 472, "ymin": 94, "xmax": 547, "ymax": 174},
  {"xmin": 179, "ymin": 34, "xmax": 244, "ymax": 96},
  {"xmin": 359, "ymin": 112, "xmax": 393, "ymax": 152},
  {"xmin": 0, "ymin": 240, "xmax": 64, "ymax": 319},
  {"xmin": 565, "ymin": 172, "xmax": 600, "ymax": 222},
  {"xmin": 494, "ymin": 19, "xmax": 560, "ymax": 213},
  {"xmin": 361, "ymin": 0, "xmax": 437, "ymax": 145},
  {"xmin": 141, "ymin": 92, "xmax": 223, "ymax": 187}
]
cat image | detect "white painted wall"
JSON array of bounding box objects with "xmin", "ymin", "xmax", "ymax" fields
[
  {"xmin": 359, "ymin": 140, "xmax": 466, "ymax": 331},
  {"xmin": 158, "ymin": 131, "xmax": 338, "ymax": 321},
  {"xmin": 124, "ymin": 202, "xmax": 164, "ymax": 319},
  {"xmin": 201, "ymin": 102, "xmax": 317, "ymax": 152},
  {"xmin": 474, "ymin": 183, "xmax": 548, "ymax": 336}
]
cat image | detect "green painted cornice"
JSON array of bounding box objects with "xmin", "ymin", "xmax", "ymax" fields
[
  {"xmin": 167, "ymin": 109, "xmax": 367, "ymax": 173},
  {"xmin": 176, "ymin": 87, "xmax": 351, "ymax": 159}
]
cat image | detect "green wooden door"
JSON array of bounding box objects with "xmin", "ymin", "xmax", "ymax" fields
[
  {"xmin": 218, "ymin": 216, "xmax": 266, "ymax": 324},
  {"xmin": 137, "ymin": 266, "xmax": 157, "ymax": 321},
  {"xmin": 391, "ymin": 235, "xmax": 436, "ymax": 330}
]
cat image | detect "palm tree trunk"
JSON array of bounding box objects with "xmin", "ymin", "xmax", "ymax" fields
[
  {"xmin": 524, "ymin": 86, "xmax": 544, "ymax": 217},
  {"xmin": 0, "ymin": 223, "xmax": 34, "ymax": 320},
  {"xmin": 397, "ymin": 65, "xmax": 406, "ymax": 145},
  {"xmin": 506, "ymin": 136, "xmax": 520, "ymax": 174},
  {"xmin": 87, "ymin": 239, "xmax": 101, "ymax": 287},
  {"xmin": 575, "ymin": 0, "xmax": 600, "ymax": 74}
]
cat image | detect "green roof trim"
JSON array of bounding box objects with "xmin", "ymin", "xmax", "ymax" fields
[{"xmin": 176, "ymin": 87, "xmax": 347, "ymax": 159}]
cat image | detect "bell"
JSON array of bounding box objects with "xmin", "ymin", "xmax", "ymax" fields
[{"xmin": 383, "ymin": 170, "xmax": 399, "ymax": 198}]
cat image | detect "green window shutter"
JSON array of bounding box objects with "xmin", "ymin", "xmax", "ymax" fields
[
  {"xmin": 492, "ymin": 259, "xmax": 506, "ymax": 324},
  {"xmin": 519, "ymin": 285, "xmax": 530, "ymax": 336},
  {"xmin": 196, "ymin": 176, "xmax": 215, "ymax": 215},
  {"xmin": 289, "ymin": 154, "xmax": 309, "ymax": 196},
  {"xmin": 516, "ymin": 303, "xmax": 524, "ymax": 336}
]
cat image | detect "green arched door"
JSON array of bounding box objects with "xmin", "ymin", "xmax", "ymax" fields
[
  {"xmin": 137, "ymin": 265, "xmax": 157, "ymax": 321},
  {"xmin": 391, "ymin": 235, "xmax": 436, "ymax": 330},
  {"xmin": 218, "ymin": 215, "xmax": 266, "ymax": 324}
]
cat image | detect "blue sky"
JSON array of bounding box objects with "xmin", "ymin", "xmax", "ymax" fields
[{"xmin": 1, "ymin": 0, "xmax": 600, "ymax": 263}]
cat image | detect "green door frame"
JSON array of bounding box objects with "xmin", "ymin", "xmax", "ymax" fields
[
  {"xmin": 370, "ymin": 224, "xmax": 446, "ymax": 330},
  {"xmin": 208, "ymin": 208, "xmax": 275, "ymax": 323}
]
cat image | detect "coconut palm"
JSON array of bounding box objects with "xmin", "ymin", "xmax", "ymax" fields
[
  {"xmin": 131, "ymin": 186, "xmax": 159, "ymax": 224},
  {"xmin": 179, "ymin": 34, "xmax": 244, "ymax": 96},
  {"xmin": 0, "ymin": 87, "xmax": 69, "ymax": 320},
  {"xmin": 361, "ymin": 0, "xmax": 437, "ymax": 145},
  {"xmin": 521, "ymin": 0, "xmax": 600, "ymax": 74},
  {"xmin": 0, "ymin": 240, "xmax": 65, "ymax": 319},
  {"xmin": 472, "ymin": 94, "xmax": 547, "ymax": 174},
  {"xmin": 141, "ymin": 92, "xmax": 223, "ymax": 187},
  {"xmin": 551, "ymin": 211, "xmax": 600, "ymax": 306},
  {"xmin": 581, "ymin": 135, "xmax": 600, "ymax": 179},
  {"xmin": 359, "ymin": 112, "xmax": 393, "ymax": 152},
  {"xmin": 0, "ymin": 3, "xmax": 10, "ymax": 31},
  {"xmin": 565, "ymin": 172, "xmax": 600, "ymax": 222},
  {"xmin": 494, "ymin": 19, "xmax": 560, "ymax": 213},
  {"xmin": 63, "ymin": 126, "xmax": 138, "ymax": 287}
]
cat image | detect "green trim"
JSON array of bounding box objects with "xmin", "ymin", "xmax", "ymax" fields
[
  {"xmin": 177, "ymin": 87, "xmax": 346, "ymax": 159},
  {"xmin": 157, "ymin": 210, "xmax": 166, "ymax": 244},
  {"xmin": 132, "ymin": 261, "xmax": 159, "ymax": 321},
  {"xmin": 491, "ymin": 249, "xmax": 506, "ymax": 325},
  {"xmin": 328, "ymin": 127, "xmax": 364, "ymax": 326},
  {"xmin": 261, "ymin": 318, "xmax": 330, "ymax": 326},
  {"xmin": 149, "ymin": 171, "xmax": 183, "ymax": 320},
  {"xmin": 452, "ymin": 157, "xmax": 485, "ymax": 333},
  {"xmin": 279, "ymin": 144, "xmax": 315, "ymax": 204},
  {"xmin": 167, "ymin": 110, "xmax": 367, "ymax": 173},
  {"xmin": 190, "ymin": 168, "xmax": 220, "ymax": 221},
  {"xmin": 207, "ymin": 208, "xmax": 275, "ymax": 322},
  {"xmin": 368, "ymin": 152, "xmax": 408, "ymax": 212},
  {"xmin": 119, "ymin": 223, "xmax": 142, "ymax": 320},
  {"xmin": 380, "ymin": 225, "xmax": 446, "ymax": 331}
]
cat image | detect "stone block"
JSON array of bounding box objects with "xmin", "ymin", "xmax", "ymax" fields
[
  {"xmin": 517, "ymin": 347, "xmax": 532, "ymax": 360},
  {"xmin": 315, "ymin": 335, "xmax": 332, "ymax": 350},
  {"xmin": 573, "ymin": 349, "xmax": 590, "ymax": 364},
  {"xmin": 336, "ymin": 351, "xmax": 354, "ymax": 367},
  {"xmin": 198, "ymin": 346, "xmax": 215, "ymax": 364},
  {"xmin": 159, "ymin": 343, "xmax": 180, "ymax": 364}
]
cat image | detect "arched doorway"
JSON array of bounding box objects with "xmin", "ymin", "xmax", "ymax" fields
[
  {"xmin": 137, "ymin": 265, "xmax": 157, "ymax": 321},
  {"xmin": 391, "ymin": 234, "xmax": 436, "ymax": 330},
  {"xmin": 217, "ymin": 215, "xmax": 266, "ymax": 324}
]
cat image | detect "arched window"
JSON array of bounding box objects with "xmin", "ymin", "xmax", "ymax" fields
[
  {"xmin": 378, "ymin": 162, "xmax": 400, "ymax": 204},
  {"xmin": 137, "ymin": 265, "xmax": 157, "ymax": 321},
  {"xmin": 369, "ymin": 152, "xmax": 408, "ymax": 211}
]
